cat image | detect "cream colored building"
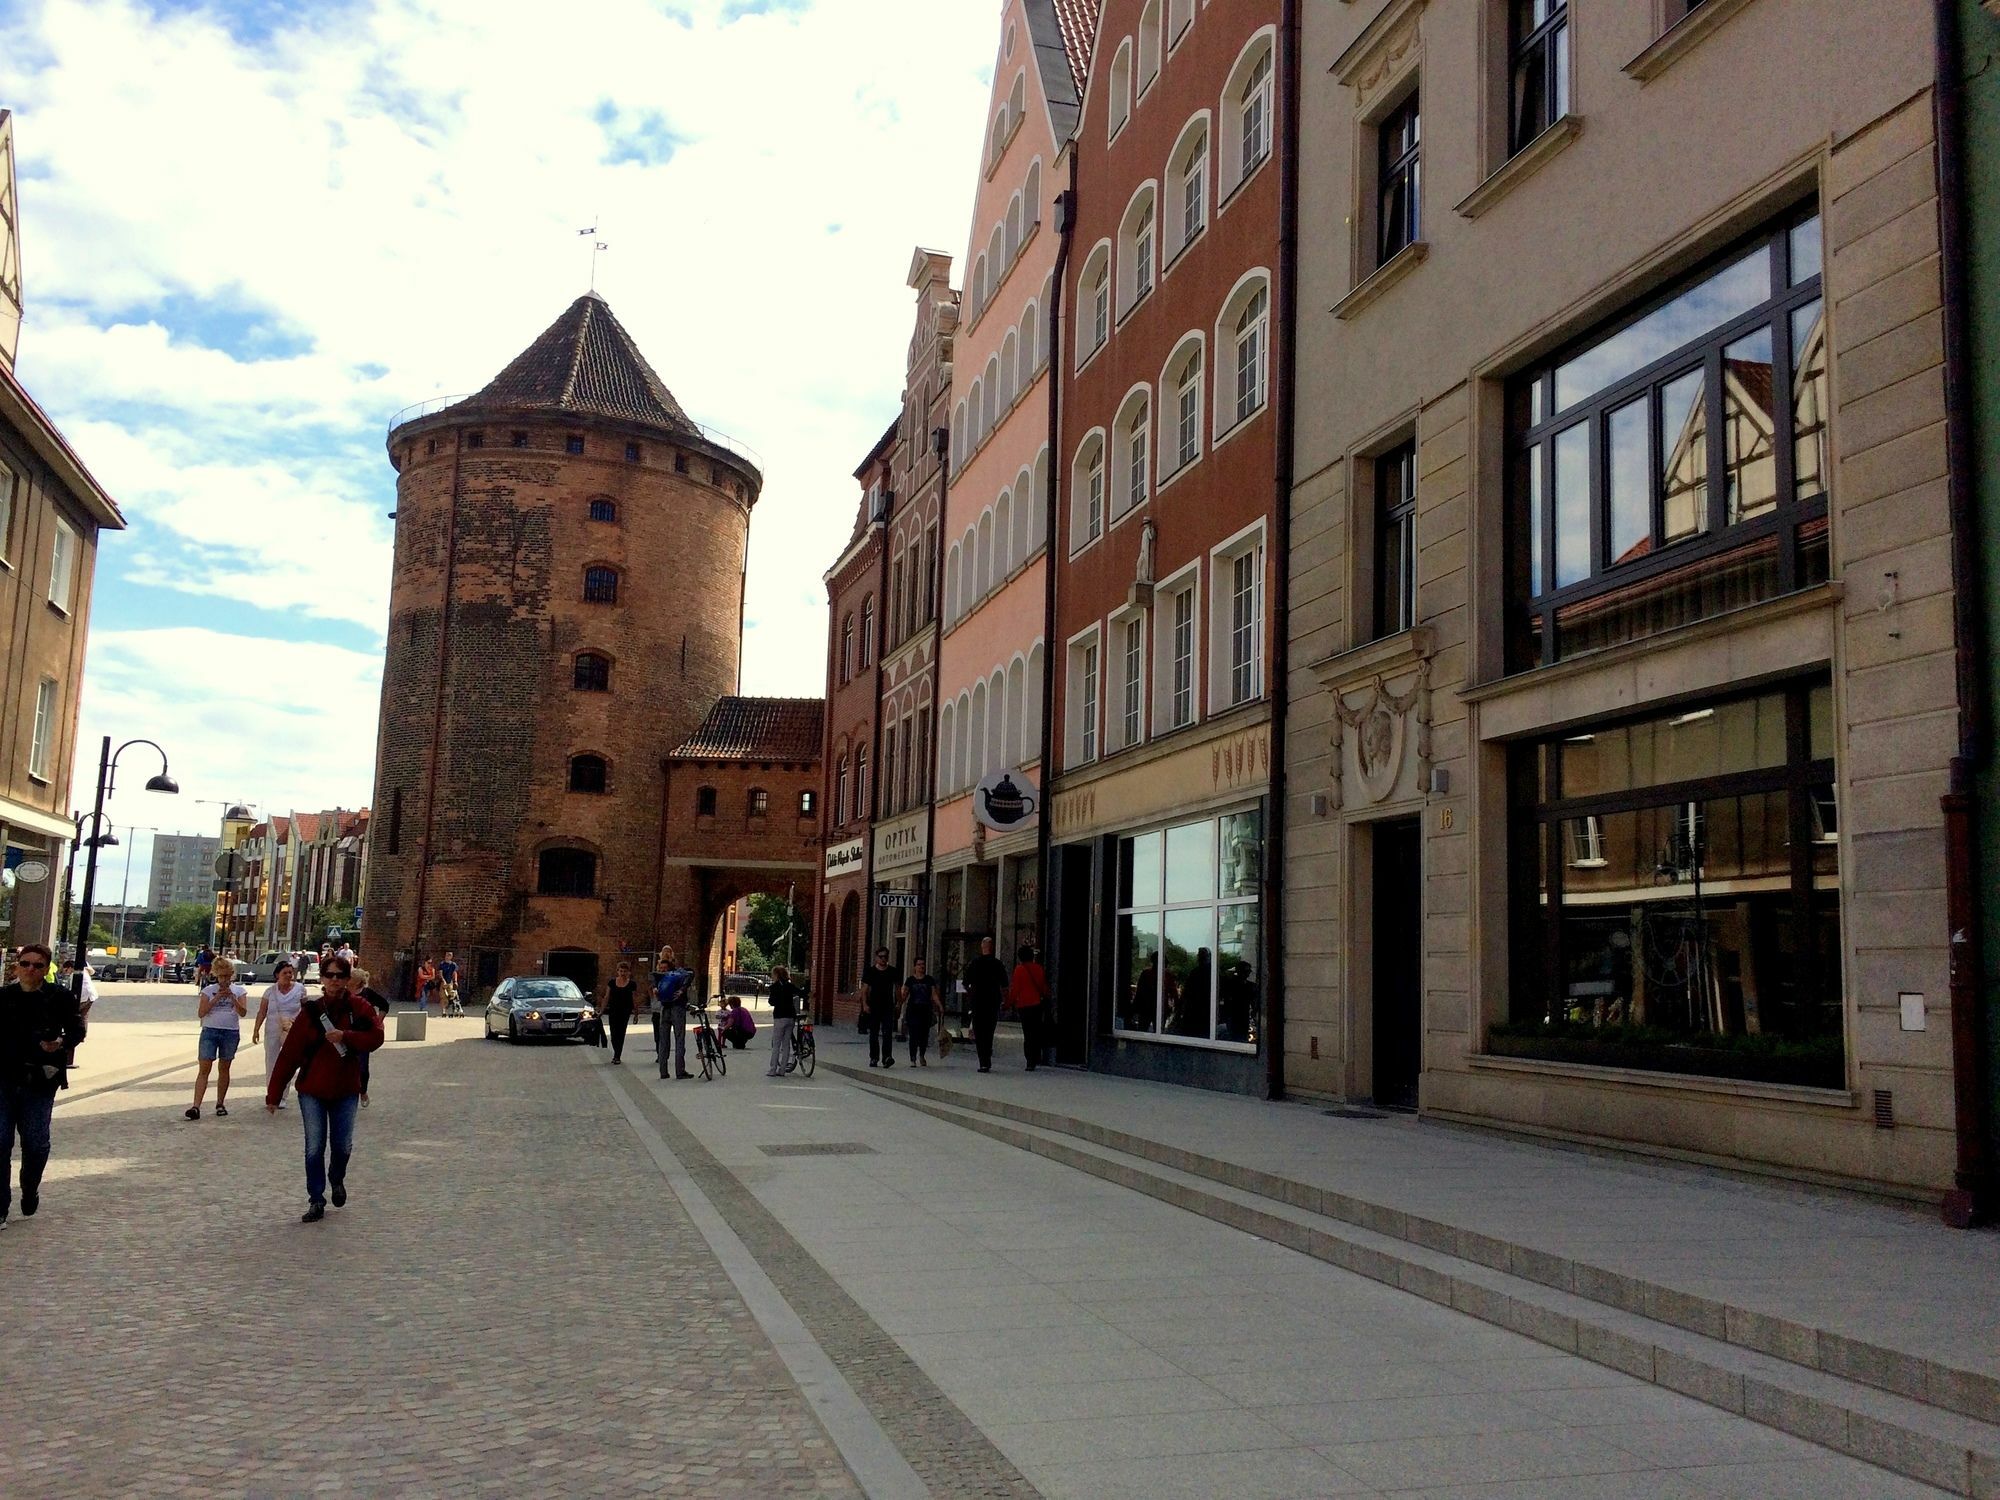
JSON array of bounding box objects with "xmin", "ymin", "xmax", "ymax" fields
[{"xmin": 1285, "ymin": 0, "xmax": 1963, "ymax": 1196}]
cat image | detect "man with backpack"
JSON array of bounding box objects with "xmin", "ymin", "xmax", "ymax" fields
[
  {"xmin": 264, "ymin": 953, "xmax": 384, "ymax": 1222},
  {"xmin": 652, "ymin": 947, "xmax": 695, "ymax": 1080}
]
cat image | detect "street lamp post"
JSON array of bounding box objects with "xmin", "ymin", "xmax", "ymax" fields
[
  {"xmin": 112, "ymin": 826, "xmax": 161, "ymax": 952},
  {"xmin": 72, "ymin": 736, "xmax": 178, "ymax": 1008}
]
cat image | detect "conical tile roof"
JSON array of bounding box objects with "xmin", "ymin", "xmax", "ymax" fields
[{"xmin": 468, "ymin": 293, "xmax": 699, "ymax": 436}]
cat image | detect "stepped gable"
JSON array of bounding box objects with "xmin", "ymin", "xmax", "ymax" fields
[
  {"xmin": 468, "ymin": 292, "xmax": 699, "ymax": 436},
  {"xmin": 671, "ymin": 697, "xmax": 825, "ymax": 764}
]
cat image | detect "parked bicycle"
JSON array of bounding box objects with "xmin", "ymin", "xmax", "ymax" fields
[
  {"xmin": 782, "ymin": 1013, "xmax": 816, "ymax": 1078},
  {"xmin": 689, "ymin": 999, "xmax": 727, "ymax": 1080}
]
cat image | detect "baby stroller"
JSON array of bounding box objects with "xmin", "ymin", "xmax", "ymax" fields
[{"xmin": 441, "ymin": 980, "xmax": 464, "ymax": 1017}]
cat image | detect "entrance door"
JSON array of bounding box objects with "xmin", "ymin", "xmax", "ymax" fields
[
  {"xmin": 1371, "ymin": 818, "xmax": 1423, "ymax": 1111},
  {"xmin": 545, "ymin": 948, "xmax": 600, "ymax": 999},
  {"xmin": 1052, "ymin": 844, "xmax": 1094, "ymax": 1066}
]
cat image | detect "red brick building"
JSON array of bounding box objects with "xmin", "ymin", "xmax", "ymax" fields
[
  {"xmin": 814, "ymin": 426, "xmax": 891, "ymax": 1023},
  {"xmin": 1046, "ymin": 1, "xmax": 1288, "ymax": 1091},
  {"xmin": 365, "ymin": 294, "xmax": 776, "ymax": 1000}
]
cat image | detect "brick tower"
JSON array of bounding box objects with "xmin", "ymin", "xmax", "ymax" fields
[{"xmin": 364, "ymin": 293, "xmax": 761, "ymax": 999}]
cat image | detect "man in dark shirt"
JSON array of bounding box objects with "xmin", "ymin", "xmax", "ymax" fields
[
  {"xmin": 860, "ymin": 949, "xmax": 901, "ymax": 1068},
  {"xmin": 962, "ymin": 936, "xmax": 1010, "ymax": 1074},
  {"xmin": 0, "ymin": 943, "xmax": 85, "ymax": 1228}
]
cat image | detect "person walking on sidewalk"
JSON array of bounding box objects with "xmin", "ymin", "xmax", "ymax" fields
[
  {"xmin": 901, "ymin": 959, "xmax": 940, "ymax": 1067},
  {"xmin": 653, "ymin": 948, "xmax": 695, "ymax": 1079},
  {"xmin": 186, "ymin": 956, "xmax": 247, "ymax": 1120},
  {"xmin": 195, "ymin": 946, "xmax": 214, "ymax": 986},
  {"xmin": 266, "ymin": 954, "xmax": 383, "ymax": 1222},
  {"xmin": 0, "ymin": 943, "xmax": 84, "ymax": 1229},
  {"xmin": 1007, "ymin": 944, "xmax": 1050, "ymax": 1071},
  {"xmin": 604, "ymin": 960, "xmax": 639, "ymax": 1065},
  {"xmin": 963, "ymin": 937, "xmax": 1009, "ymax": 1074},
  {"xmin": 149, "ymin": 945, "xmax": 167, "ymax": 983},
  {"xmin": 860, "ymin": 949, "xmax": 901, "ymax": 1068},
  {"xmin": 765, "ymin": 965, "xmax": 801, "ymax": 1076},
  {"xmin": 252, "ymin": 960, "xmax": 309, "ymax": 1109}
]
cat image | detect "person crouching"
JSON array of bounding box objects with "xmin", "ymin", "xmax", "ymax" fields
[{"xmin": 265, "ymin": 955, "xmax": 384, "ymax": 1222}]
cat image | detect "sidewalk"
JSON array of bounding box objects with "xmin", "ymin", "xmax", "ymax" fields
[{"xmin": 815, "ymin": 1037, "xmax": 2000, "ymax": 1411}]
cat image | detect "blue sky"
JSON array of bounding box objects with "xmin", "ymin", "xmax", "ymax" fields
[{"xmin": 2, "ymin": 0, "xmax": 997, "ymax": 892}]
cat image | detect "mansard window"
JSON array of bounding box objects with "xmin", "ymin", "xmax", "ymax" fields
[
  {"xmin": 588, "ymin": 497, "xmax": 617, "ymax": 523},
  {"xmin": 573, "ymin": 652, "xmax": 611, "ymax": 691},
  {"xmin": 697, "ymin": 784, "xmax": 718, "ymax": 817},
  {"xmin": 1512, "ymin": 209, "xmax": 1827, "ymax": 668},
  {"xmin": 1510, "ymin": 0, "xmax": 1570, "ymax": 153},
  {"xmin": 1506, "ymin": 681, "xmax": 1841, "ymax": 1089},
  {"xmin": 584, "ymin": 566, "xmax": 619, "ymax": 604},
  {"xmin": 1377, "ymin": 93, "xmax": 1422, "ymax": 265},
  {"xmin": 567, "ymin": 754, "xmax": 608, "ymax": 794},
  {"xmin": 537, "ymin": 847, "xmax": 596, "ymax": 897}
]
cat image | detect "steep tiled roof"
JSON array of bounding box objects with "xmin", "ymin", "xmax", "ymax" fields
[
  {"xmin": 292, "ymin": 812, "xmax": 321, "ymax": 842},
  {"xmin": 465, "ymin": 293, "xmax": 699, "ymax": 436},
  {"xmin": 671, "ymin": 697, "xmax": 825, "ymax": 763},
  {"xmin": 1050, "ymin": 0, "xmax": 1100, "ymax": 93}
]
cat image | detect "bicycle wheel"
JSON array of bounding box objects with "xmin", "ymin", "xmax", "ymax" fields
[
  {"xmin": 798, "ymin": 1034, "xmax": 816, "ymax": 1077},
  {"xmin": 698, "ymin": 1030, "xmax": 717, "ymax": 1081},
  {"xmin": 713, "ymin": 1031, "xmax": 726, "ymax": 1077}
]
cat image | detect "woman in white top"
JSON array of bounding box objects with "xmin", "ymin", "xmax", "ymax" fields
[
  {"xmin": 185, "ymin": 956, "xmax": 248, "ymax": 1120},
  {"xmin": 252, "ymin": 959, "xmax": 309, "ymax": 1109}
]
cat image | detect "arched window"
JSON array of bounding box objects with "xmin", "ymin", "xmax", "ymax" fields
[
  {"xmin": 952, "ymin": 401, "xmax": 969, "ymax": 470},
  {"xmin": 573, "ymin": 652, "xmax": 611, "ymax": 691},
  {"xmin": 835, "ymin": 756, "xmax": 850, "ymax": 824},
  {"xmin": 1007, "ymin": 192, "xmax": 1024, "ymax": 260},
  {"xmin": 1077, "ymin": 243, "xmax": 1113, "ymax": 364},
  {"xmin": 968, "ymin": 377, "xmax": 986, "ymax": 450},
  {"xmin": 944, "ymin": 542, "xmax": 962, "ymax": 623},
  {"xmin": 568, "ymin": 754, "xmax": 608, "ymax": 794},
  {"xmin": 860, "ymin": 596, "xmax": 875, "ymax": 668},
  {"xmin": 1024, "ymin": 161, "xmax": 1043, "ymax": 229},
  {"xmin": 1008, "ymin": 655, "xmax": 1029, "ymax": 765},
  {"xmin": 588, "ymin": 497, "xmax": 617, "ymax": 523},
  {"xmin": 1008, "ymin": 72, "xmax": 1026, "ymax": 137},
  {"xmin": 1019, "ymin": 300, "xmax": 1039, "ymax": 378},
  {"xmin": 977, "ymin": 509, "xmax": 997, "ymax": 596},
  {"xmin": 971, "ymin": 254, "xmax": 989, "ymax": 318},
  {"xmin": 940, "ymin": 700, "xmax": 958, "ymax": 795},
  {"xmin": 983, "ymin": 354, "xmax": 1001, "ymax": 431},
  {"xmin": 697, "ymin": 784, "xmax": 718, "ymax": 816},
  {"xmin": 1109, "ymin": 38, "xmax": 1133, "ymax": 139},
  {"xmin": 1013, "ymin": 469, "xmax": 1035, "ymax": 561},
  {"xmin": 1139, "ymin": 0, "xmax": 1163, "ymax": 90},
  {"xmin": 840, "ymin": 614, "xmax": 855, "ymax": 682},
  {"xmin": 1169, "ymin": 0, "xmax": 1194, "ymax": 46},
  {"xmin": 1001, "ymin": 329, "xmax": 1020, "ymax": 406},
  {"xmin": 1071, "ymin": 431, "xmax": 1107, "ymax": 549},
  {"xmin": 1226, "ymin": 280, "xmax": 1271, "ymax": 430},
  {"xmin": 1118, "ymin": 184, "xmax": 1159, "ymax": 315},
  {"xmin": 994, "ymin": 492, "xmax": 1014, "ymax": 581},
  {"xmin": 537, "ymin": 847, "xmax": 596, "ymax": 897},
  {"xmin": 1162, "ymin": 335, "xmax": 1205, "ymax": 478},
  {"xmin": 584, "ymin": 566, "xmax": 619, "ymax": 604},
  {"xmin": 1169, "ymin": 115, "xmax": 1210, "ymax": 255},
  {"xmin": 1220, "ymin": 33, "xmax": 1276, "ymax": 196},
  {"xmin": 855, "ymin": 746, "xmax": 870, "ymax": 818},
  {"xmin": 1111, "ymin": 388, "xmax": 1152, "ymax": 521}
]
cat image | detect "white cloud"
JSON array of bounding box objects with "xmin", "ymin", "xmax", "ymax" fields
[{"xmin": 6, "ymin": 0, "xmax": 1001, "ymax": 845}]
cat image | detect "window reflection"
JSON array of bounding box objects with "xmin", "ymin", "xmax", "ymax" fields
[
  {"xmin": 1791, "ymin": 301, "xmax": 1828, "ymax": 503},
  {"xmin": 1660, "ymin": 369, "xmax": 1708, "ymax": 543},
  {"xmin": 1113, "ymin": 809, "xmax": 1261, "ymax": 1048},
  {"xmin": 1555, "ymin": 246, "xmax": 1770, "ymax": 413},
  {"xmin": 1723, "ymin": 327, "xmax": 1777, "ymax": 522}
]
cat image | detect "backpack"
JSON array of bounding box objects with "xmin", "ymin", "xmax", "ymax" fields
[{"xmin": 654, "ymin": 968, "xmax": 691, "ymax": 1010}]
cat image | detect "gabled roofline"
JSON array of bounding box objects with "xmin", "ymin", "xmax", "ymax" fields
[{"xmin": 0, "ymin": 360, "xmax": 124, "ymax": 530}]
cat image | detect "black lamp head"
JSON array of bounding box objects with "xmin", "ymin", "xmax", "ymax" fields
[{"xmin": 146, "ymin": 773, "xmax": 179, "ymax": 794}]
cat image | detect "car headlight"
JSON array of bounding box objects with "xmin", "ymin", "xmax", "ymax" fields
[
  {"xmin": 580, "ymin": 1006, "xmax": 595, "ymax": 1019},
  {"xmin": 525, "ymin": 1010, "xmax": 541, "ymax": 1021}
]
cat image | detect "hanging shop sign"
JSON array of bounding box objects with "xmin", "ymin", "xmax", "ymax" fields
[{"xmin": 972, "ymin": 769, "xmax": 1039, "ymax": 833}]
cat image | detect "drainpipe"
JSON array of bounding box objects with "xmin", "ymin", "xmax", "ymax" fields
[
  {"xmin": 918, "ymin": 413, "xmax": 952, "ymax": 964},
  {"xmin": 1934, "ymin": 0, "xmax": 1994, "ymax": 1228},
  {"xmin": 1262, "ymin": 0, "xmax": 1303, "ymax": 1102},
  {"xmin": 1037, "ymin": 162, "xmax": 1075, "ymax": 1033},
  {"xmin": 407, "ymin": 425, "xmax": 464, "ymax": 998}
]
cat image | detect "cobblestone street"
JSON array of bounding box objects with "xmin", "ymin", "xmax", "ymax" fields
[{"xmin": 0, "ymin": 989, "xmax": 857, "ymax": 1499}]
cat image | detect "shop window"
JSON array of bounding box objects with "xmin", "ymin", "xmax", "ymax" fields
[
  {"xmin": 1114, "ymin": 810, "xmax": 1261, "ymax": 1047},
  {"xmin": 1502, "ymin": 680, "xmax": 1842, "ymax": 1089},
  {"xmin": 1512, "ymin": 208, "xmax": 1827, "ymax": 668},
  {"xmin": 567, "ymin": 754, "xmax": 608, "ymax": 794},
  {"xmin": 1510, "ymin": 0, "xmax": 1570, "ymax": 154},
  {"xmin": 536, "ymin": 847, "xmax": 596, "ymax": 898}
]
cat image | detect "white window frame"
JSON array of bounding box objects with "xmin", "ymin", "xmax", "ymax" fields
[
  {"xmin": 1110, "ymin": 385, "xmax": 1152, "ymax": 525},
  {"xmin": 1117, "ymin": 183, "xmax": 1159, "ymax": 317},
  {"xmin": 0, "ymin": 459, "xmax": 16, "ymax": 564},
  {"xmin": 1076, "ymin": 241, "xmax": 1113, "ymax": 367},
  {"xmin": 1067, "ymin": 626, "xmax": 1102, "ymax": 766},
  {"xmin": 1168, "ymin": 0, "xmax": 1195, "ymax": 50},
  {"xmin": 1138, "ymin": 0, "xmax": 1163, "ymax": 93},
  {"xmin": 1167, "ymin": 113, "xmax": 1211, "ymax": 262},
  {"xmin": 1214, "ymin": 270, "xmax": 1273, "ymax": 443},
  {"xmin": 1070, "ymin": 430, "xmax": 1107, "ymax": 554},
  {"xmin": 1158, "ymin": 333, "xmax": 1205, "ymax": 484},
  {"xmin": 48, "ymin": 515, "xmax": 78, "ymax": 611},
  {"xmin": 1109, "ymin": 608, "xmax": 1147, "ymax": 753},
  {"xmin": 28, "ymin": 676, "xmax": 56, "ymax": 781},
  {"xmin": 1217, "ymin": 29, "xmax": 1278, "ymax": 203},
  {"xmin": 1209, "ymin": 522, "xmax": 1267, "ymax": 713},
  {"xmin": 1153, "ymin": 565, "xmax": 1201, "ymax": 734},
  {"xmin": 1109, "ymin": 38, "xmax": 1134, "ymax": 140}
]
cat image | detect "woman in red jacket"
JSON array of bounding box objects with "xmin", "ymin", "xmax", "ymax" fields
[
  {"xmin": 1007, "ymin": 944, "xmax": 1051, "ymax": 1072},
  {"xmin": 265, "ymin": 955, "xmax": 384, "ymax": 1222}
]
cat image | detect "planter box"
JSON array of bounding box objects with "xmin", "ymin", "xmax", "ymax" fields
[
  {"xmin": 1487, "ymin": 1029, "xmax": 1842, "ymax": 1090},
  {"xmin": 394, "ymin": 1011, "xmax": 428, "ymax": 1043}
]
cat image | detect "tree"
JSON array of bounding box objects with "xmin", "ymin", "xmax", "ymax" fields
[
  {"xmin": 149, "ymin": 902, "xmax": 214, "ymax": 946},
  {"xmin": 742, "ymin": 893, "xmax": 809, "ymax": 970},
  {"xmin": 61, "ymin": 913, "xmax": 113, "ymax": 949},
  {"xmin": 733, "ymin": 932, "xmax": 770, "ymax": 975},
  {"xmin": 308, "ymin": 903, "xmax": 357, "ymax": 946}
]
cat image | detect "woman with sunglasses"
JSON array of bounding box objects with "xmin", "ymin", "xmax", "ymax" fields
[
  {"xmin": 265, "ymin": 955, "xmax": 384, "ymax": 1222},
  {"xmin": 0, "ymin": 943, "xmax": 85, "ymax": 1228}
]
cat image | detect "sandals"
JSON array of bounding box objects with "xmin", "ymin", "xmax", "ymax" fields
[
  {"xmin": 183, "ymin": 1106, "xmax": 200, "ymax": 1120},
  {"xmin": 215, "ymin": 1104, "xmax": 229, "ymax": 1117}
]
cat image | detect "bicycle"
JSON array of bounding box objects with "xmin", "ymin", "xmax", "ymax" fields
[
  {"xmin": 782, "ymin": 1014, "xmax": 816, "ymax": 1078},
  {"xmin": 689, "ymin": 1000, "xmax": 727, "ymax": 1081}
]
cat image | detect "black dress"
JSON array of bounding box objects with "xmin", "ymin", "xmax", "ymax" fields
[{"xmin": 605, "ymin": 979, "xmax": 639, "ymax": 1061}]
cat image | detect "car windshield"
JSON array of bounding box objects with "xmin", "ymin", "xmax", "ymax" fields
[{"xmin": 514, "ymin": 981, "xmax": 580, "ymax": 1001}]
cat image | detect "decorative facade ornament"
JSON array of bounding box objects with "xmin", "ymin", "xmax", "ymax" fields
[{"xmin": 1328, "ymin": 665, "xmax": 1426, "ymax": 809}]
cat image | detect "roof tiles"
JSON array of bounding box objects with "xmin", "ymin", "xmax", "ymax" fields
[
  {"xmin": 465, "ymin": 294, "xmax": 699, "ymax": 436},
  {"xmin": 671, "ymin": 697, "xmax": 825, "ymax": 764}
]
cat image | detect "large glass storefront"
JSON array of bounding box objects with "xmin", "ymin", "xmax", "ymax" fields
[
  {"xmin": 1113, "ymin": 808, "xmax": 1261, "ymax": 1050},
  {"xmin": 1503, "ymin": 681, "xmax": 1842, "ymax": 1088}
]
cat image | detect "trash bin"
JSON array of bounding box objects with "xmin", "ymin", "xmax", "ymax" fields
[{"xmin": 395, "ymin": 1010, "xmax": 428, "ymax": 1042}]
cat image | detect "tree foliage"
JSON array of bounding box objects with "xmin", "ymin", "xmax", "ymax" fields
[
  {"xmin": 742, "ymin": 893, "xmax": 809, "ymax": 971},
  {"xmin": 149, "ymin": 902, "xmax": 214, "ymax": 946},
  {"xmin": 732, "ymin": 932, "xmax": 770, "ymax": 975}
]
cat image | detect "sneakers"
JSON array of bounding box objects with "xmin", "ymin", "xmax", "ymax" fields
[
  {"xmin": 331, "ymin": 1184, "xmax": 347, "ymax": 1208},
  {"xmin": 301, "ymin": 1202, "xmax": 326, "ymax": 1223}
]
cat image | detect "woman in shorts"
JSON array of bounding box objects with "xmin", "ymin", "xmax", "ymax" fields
[{"xmin": 186, "ymin": 956, "xmax": 248, "ymax": 1119}]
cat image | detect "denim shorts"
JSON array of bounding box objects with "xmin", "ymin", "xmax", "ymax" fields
[{"xmin": 198, "ymin": 1027, "xmax": 241, "ymax": 1063}]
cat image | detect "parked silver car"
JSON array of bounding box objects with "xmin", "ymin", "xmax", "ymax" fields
[{"xmin": 484, "ymin": 976, "xmax": 595, "ymax": 1043}]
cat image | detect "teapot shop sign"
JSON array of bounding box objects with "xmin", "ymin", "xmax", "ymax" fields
[{"xmin": 972, "ymin": 769, "xmax": 1039, "ymax": 833}]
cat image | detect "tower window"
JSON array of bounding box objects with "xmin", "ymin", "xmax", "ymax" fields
[
  {"xmin": 799, "ymin": 789, "xmax": 817, "ymax": 817},
  {"xmin": 467, "ymin": 431, "xmax": 484, "ymax": 449},
  {"xmin": 697, "ymin": 785, "xmax": 718, "ymax": 816},
  {"xmin": 511, "ymin": 430, "xmax": 529, "ymax": 448},
  {"xmin": 625, "ymin": 442, "xmax": 642, "ymax": 462},
  {"xmin": 565, "ymin": 434, "xmax": 585, "ymax": 455},
  {"xmin": 589, "ymin": 498, "xmax": 617, "ymax": 523},
  {"xmin": 568, "ymin": 754, "xmax": 608, "ymax": 794},
  {"xmin": 748, "ymin": 788, "xmax": 770, "ymax": 818},
  {"xmin": 573, "ymin": 652, "xmax": 611, "ymax": 691},
  {"xmin": 674, "ymin": 453, "xmax": 689, "ymax": 474},
  {"xmin": 536, "ymin": 847, "xmax": 596, "ymax": 897},
  {"xmin": 584, "ymin": 566, "xmax": 619, "ymax": 604}
]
